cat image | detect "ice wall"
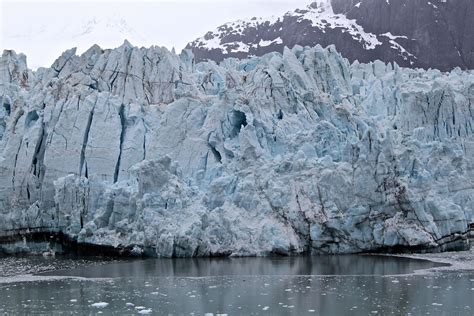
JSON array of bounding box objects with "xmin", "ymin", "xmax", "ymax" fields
[{"xmin": 0, "ymin": 43, "xmax": 472, "ymax": 256}]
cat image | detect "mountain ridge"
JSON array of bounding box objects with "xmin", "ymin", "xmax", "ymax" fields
[{"xmin": 186, "ymin": 0, "xmax": 474, "ymax": 71}]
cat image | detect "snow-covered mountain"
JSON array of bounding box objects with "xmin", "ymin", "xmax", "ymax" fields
[
  {"xmin": 0, "ymin": 42, "xmax": 473, "ymax": 256},
  {"xmin": 186, "ymin": 0, "xmax": 474, "ymax": 71},
  {"xmin": 3, "ymin": 17, "xmax": 151, "ymax": 69},
  {"xmin": 66, "ymin": 17, "xmax": 149, "ymax": 46}
]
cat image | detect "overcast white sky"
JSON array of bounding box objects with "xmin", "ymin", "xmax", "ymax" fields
[{"xmin": 0, "ymin": 0, "xmax": 311, "ymax": 69}]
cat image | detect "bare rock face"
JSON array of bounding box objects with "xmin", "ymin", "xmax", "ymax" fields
[
  {"xmin": 0, "ymin": 42, "xmax": 473, "ymax": 257},
  {"xmin": 186, "ymin": 0, "xmax": 474, "ymax": 71}
]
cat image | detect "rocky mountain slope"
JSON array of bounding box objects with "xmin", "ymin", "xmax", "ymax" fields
[
  {"xmin": 0, "ymin": 42, "xmax": 473, "ymax": 257},
  {"xmin": 187, "ymin": 0, "xmax": 474, "ymax": 71}
]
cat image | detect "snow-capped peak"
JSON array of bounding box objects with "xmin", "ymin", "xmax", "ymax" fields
[{"xmin": 190, "ymin": 0, "xmax": 381, "ymax": 56}]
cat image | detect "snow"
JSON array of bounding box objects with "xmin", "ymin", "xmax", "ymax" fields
[
  {"xmin": 193, "ymin": 1, "xmax": 382, "ymax": 53},
  {"xmin": 193, "ymin": 14, "xmax": 282, "ymax": 54},
  {"xmin": 0, "ymin": 43, "xmax": 473, "ymax": 257},
  {"xmin": 380, "ymin": 32, "xmax": 415, "ymax": 60},
  {"xmin": 380, "ymin": 32, "xmax": 408, "ymax": 40},
  {"xmin": 258, "ymin": 37, "xmax": 283, "ymax": 47},
  {"xmin": 229, "ymin": 42, "xmax": 251, "ymax": 53},
  {"xmin": 292, "ymin": 7, "xmax": 382, "ymax": 49},
  {"xmin": 388, "ymin": 40, "xmax": 414, "ymax": 60},
  {"xmin": 200, "ymin": 36, "xmax": 227, "ymax": 51}
]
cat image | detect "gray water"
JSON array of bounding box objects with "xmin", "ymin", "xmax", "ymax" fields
[{"xmin": 0, "ymin": 255, "xmax": 473, "ymax": 315}]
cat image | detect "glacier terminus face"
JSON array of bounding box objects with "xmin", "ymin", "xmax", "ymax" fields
[{"xmin": 0, "ymin": 42, "xmax": 473, "ymax": 257}]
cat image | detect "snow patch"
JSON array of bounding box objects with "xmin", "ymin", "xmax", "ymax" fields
[
  {"xmin": 259, "ymin": 37, "xmax": 283, "ymax": 47},
  {"xmin": 380, "ymin": 32, "xmax": 415, "ymax": 60},
  {"xmin": 288, "ymin": 3, "xmax": 382, "ymax": 49}
]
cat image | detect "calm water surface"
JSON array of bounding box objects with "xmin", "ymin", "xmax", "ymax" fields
[{"xmin": 0, "ymin": 255, "xmax": 473, "ymax": 315}]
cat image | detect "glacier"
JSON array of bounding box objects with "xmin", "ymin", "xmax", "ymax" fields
[{"xmin": 0, "ymin": 42, "xmax": 473, "ymax": 257}]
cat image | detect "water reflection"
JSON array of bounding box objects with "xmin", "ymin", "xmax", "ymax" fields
[{"xmin": 41, "ymin": 255, "xmax": 445, "ymax": 278}]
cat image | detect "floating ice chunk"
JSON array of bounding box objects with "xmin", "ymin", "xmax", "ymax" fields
[{"xmin": 91, "ymin": 302, "xmax": 109, "ymax": 308}]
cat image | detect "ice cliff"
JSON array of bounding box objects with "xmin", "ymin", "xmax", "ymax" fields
[{"xmin": 0, "ymin": 42, "xmax": 473, "ymax": 256}]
